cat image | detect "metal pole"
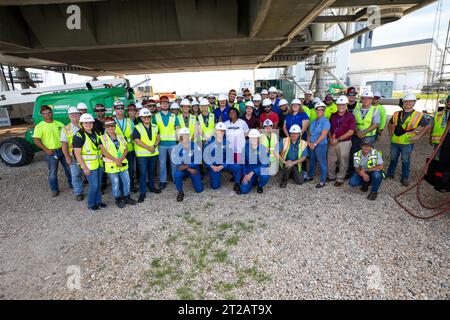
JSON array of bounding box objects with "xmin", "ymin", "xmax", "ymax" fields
[
  {"xmin": 8, "ymin": 66, "xmax": 15, "ymax": 90},
  {"xmin": 62, "ymin": 72, "xmax": 67, "ymax": 85},
  {"xmin": 0, "ymin": 64, "xmax": 10, "ymax": 91}
]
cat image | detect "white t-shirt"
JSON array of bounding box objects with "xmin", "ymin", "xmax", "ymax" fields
[{"xmin": 224, "ymin": 119, "xmax": 249, "ymax": 153}]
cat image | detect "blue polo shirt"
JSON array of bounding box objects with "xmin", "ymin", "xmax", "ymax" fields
[
  {"xmin": 309, "ymin": 117, "xmax": 330, "ymax": 146},
  {"xmin": 285, "ymin": 112, "xmax": 309, "ymax": 139},
  {"xmin": 279, "ymin": 139, "xmax": 309, "ymax": 161},
  {"xmin": 213, "ymin": 106, "xmax": 231, "ymax": 123},
  {"xmin": 152, "ymin": 111, "xmax": 180, "ymax": 147}
]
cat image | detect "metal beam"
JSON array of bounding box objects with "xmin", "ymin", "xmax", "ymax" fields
[{"xmin": 249, "ymin": 0, "xmax": 272, "ymax": 37}]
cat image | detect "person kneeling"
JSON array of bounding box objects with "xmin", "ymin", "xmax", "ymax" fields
[
  {"xmin": 349, "ymin": 138, "xmax": 385, "ymax": 200},
  {"xmin": 172, "ymin": 128, "xmax": 204, "ymax": 202},
  {"xmin": 276, "ymin": 124, "xmax": 308, "ymax": 188},
  {"xmin": 99, "ymin": 117, "xmax": 137, "ymax": 208}
]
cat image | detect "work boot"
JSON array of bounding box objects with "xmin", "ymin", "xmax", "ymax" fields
[
  {"xmin": 115, "ymin": 197, "xmax": 125, "ymax": 209},
  {"xmin": 51, "ymin": 191, "xmax": 59, "ymax": 197},
  {"xmin": 280, "ymin": 180, "xmax": 288, "ymax": 188},
  {"xmin": 386, "ymin": 174, "xmax": 394, "ymax": 179},
  {"xmin": 148, "ymin": 186, "xmax": 161, "ymax": 194},
  {"xmin": 124, "ymin": 195, "xmax": 137, "ymax": 205},
  {"xmin": 367, "ymin": 192, "xmax": 378, "ymax": 201},
  {"xmin": 361, "ymin": 184, "xmax": 369, "ymax": 192},
  {"xmin": 315, "ymin": 182, "xmax": 325, "ymax": 189},
  {"xmin": 334, "ymin": 181, "xmax": 343, "ymax": 187},
  {"xmin": 159, "ymin": 182, "xmax": 167, "ymax": 190},
  {"xmin": 98, "ymin": 203, "xmax": 107, "ymax": 208},
  {"xmin": 138, "ymin": 194, "xmax": 146, "ymax": 203},
  {"xmin": 131, "ymin": 185, "xmax": 139, "ymax": 193},
  {"xmin": 257, "ymin": 186, "xmax": 264, "ymax": 194},
  {"xmin": 75, "ymin": 194, "xmax": 84, "ymax": 201},
  {"xmin": 88, "ymin": 205, "xmax": 99, "ymax": 211},
  {"xmin": 233, "ymin": 183, "xmax": 240, "ymax": 192},
  {"xmin": 401, "ymin": 179, "xmax": 410, "ymax": 187},
  {"xmin": 177, "ymin": 191, "xmax": 184, "ymax": 202}
]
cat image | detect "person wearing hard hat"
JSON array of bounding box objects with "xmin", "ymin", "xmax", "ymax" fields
[
  {"xmin": 243, "ymin": 89, "xmax": 252, "ymax": 103},
  {"xmin": 259, "ymin": 98, "xmax": 279, "ymax": 129},
  {"xmin": 191, "ymin": 99, "xmax": 201, "ymax": 117},
  {"xmin": 239, "ymin": 129, "xmax": 270, "ymax": 194},
  {"xmin": 93, "ymin": 103, "xmax": 107, "ymax": 135},
  {"xmin": 349, "ymin": 138, "xmax": 385, "ymax": 200},
  {"xmin": 260, "ymin": 89, "xmax": 269, "ymax": 100},
  {"xmin": 99, "ymin": 117, "xmax": 137, "ymax": 208},
  {"xmin": 430, "ymin": 94, "xmax": 450, "ymax": 153},
  {"xmin": 346, "ymin": 87, "xmax": 359, "ymax": 113},
  {"xmin": 77, "ymin": 102, "xmax": 88, "ymax": 115},
  {"xmin": 224, "ymin": 108, "xmax": 249, "ymax": 164},
  {"xmin": 198, "ymin": 99, "xmax": 216, "ymax": 142},
  {"xmin": 227, "ymin": 89, "xmax": 239, "ymax": 110},
  {"xmin": 240, "ymin": 101, "xmax": 260, "ymax": 129},
  {"xmin": 127, "ymin": 103, "xmax": 139, "ymax": 125},
  {"xmin": 135, "ymin": 101, "xmax": 144, "ymax": 111},
  {"xmin": 33, "ymin": 105, "xmax": 72, "ymax": 198},
  {"xmin": 170, "ymin": 102, "xmax": 181, "ymax": 117},
  {"xmin": 387, "ymin": 93, "xmax": 430, "ymax": 186},
  {"xmin": 113, "ymin": 100, "xmax": 138, "ymax": 193},
  {"xmin": 304, "ymin": 90, "xmax": 314, "ymax": 110},
  {"xmin": 73, "ymin": 113, "xmax": 105, "ymax": 211},
  {"xmin": 348, "ymin": 90, "xmax": 380, "ymax": 177},
  {"xmin": 133, "ymin": 108, "xmax": 161, "ymax": 202},
  {"xmin": 306, "ymin": 102, "xmax": 331, "ymax": 188},
  {"xmin": 61, "ymin": 106, "xmax": 84, "ymax": 201},
  {"xmin": 260, "ymin": 119, "xmax": 279, "ymax": 176},
  {"xmin": 323, "ymin": 93, "xmax": 337, "ymax": 119},
  {"xmin": 213, "ymin": 94, "xmax": 230, "ymax": 123},
  {"xmin": 268, "ymin": 86, "xmax": 281, "ymax": 114},
  {"xmin": 175, "ymin": 96, "xmax": 182, "ymax": 106},
  {"xmin": 372, "ymin": 91, "xmax": 387, "ymax": 139},
  {"xmin": 146, "ymin": 99, "xmax": 158, "ymax": 115},
  {"xmin": 277, "ymin": 99, "xmax": 290, "ymax": 140},
  {"xmin": 328, "ymin": 95, "xmax": 356, "ymax": 187},
  {"xmin": 178, "ymin": 99, "xmax": 197, "ymax": 140},
  {"xmin": 172, "ymin": 127, "xmax": 204, "ymax": 202},
  {"xmin": 236, "ymin": 93, "xmax": 245, "ymax": 113},
  {"xmin": 252, "ymin": 94, "xmax": 264, "ymax": 119},
  {"xmin": 204, "ymin": 122, "xmax": 241, "ymax": 191},
  {"xmin": 152, "ymin": 95, "xmax": 180, "ymax": 190},
  {"xmin": 275, "ymin": 124, "xmax": 309, "ymax": 187},
  {"xmin": 207, "ymin": 94, "xmax": 217, "ymax": 109},
  {"xmin": 283, "ymin": 98, "xmax": 309, "ymax": 141}
]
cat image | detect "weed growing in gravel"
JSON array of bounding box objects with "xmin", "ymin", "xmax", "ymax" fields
[{"xmin": 142, "ymin": 213, "xmax": 271, "ymax": 299}]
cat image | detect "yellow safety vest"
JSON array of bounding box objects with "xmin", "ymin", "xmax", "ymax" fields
[
  {"xmin": 76, "ymin": 131, "xmax": 101, "ymax": 171},
  {"xmin": 391, "ymin": 111, "xmax": 424, "ymax": 145},
  {"xmin": 114, "ymin": 117, "xmax": 134, "ymax": 151},
  {"xmin": 100, "ymin": 133, "xmax": 128, "ymax": 174},
  {"xmin": 280, "ymin": 137, "xmax": 307, "ymax": 172},
  {"xmin": 155, "ymin": 112, "xmax": 177, "ymax": 142},
  {"xmin": 178, "ymin": 114, "xmax": 197, "ymax": 139},
  {"xmin": 354, "ymin": 149, "xmax": 385, "ymax": 178},
  {"xmin": 325, "ymin": 103, "xmax": 337, "ymax": 119},
  {"xmin": 197, "ymin": 113, "xmax": 216, "ymax": 140},
  {"xmin": 134, "ymin": 123, "xmax": 159, "ymax": 157},
  {"xmin": 354, "ymin": 105, "xmax": 377, "ymax": 137},
  {"xmin": 260, "ymin": 132, "xmax": 278, "ymax": 161},
  {"xmin": 431, "ymin": 111, "xmax": 448, "ymax": 145},
  {"xmin": 64, "ymin": 124, "xmax": 79, "ymax": 155}
]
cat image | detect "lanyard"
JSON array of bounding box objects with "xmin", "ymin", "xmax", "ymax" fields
[{"xmin": 116, "ymin": 118, "xmax": 126, "ymax": 134}]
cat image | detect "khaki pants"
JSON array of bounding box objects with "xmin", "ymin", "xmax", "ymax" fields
[{"xmin": 327, "ymin": 140, "xmax": 352, "ymax": 183}]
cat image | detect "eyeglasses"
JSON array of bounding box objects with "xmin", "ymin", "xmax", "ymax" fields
[
  {"xmin": 141, "ymin": 116, "xmax": 151, "ymax": 119},
  {"xmin": 41, "ymin": 111, "xmax": 52, "ymax": 115},
  {"xmin": 114, "ymin": 107, "xmax": 124, "ymax": 110},
  {"xmin": 95, "ymin": 109, "xmax": 106, "ymax": 112}
]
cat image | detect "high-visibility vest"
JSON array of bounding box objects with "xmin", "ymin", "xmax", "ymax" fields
[
  {"xmin": 76, "ymin": 131, "xmax": 101, "ymax": 170},
  {"xmin": 354, "ymin": 105, "xmax": 377, "ymax": 137},
  {"xmin": 178, "ymin": 114, "xmax": 197, "ymax": 139},
  {"xmin": 431, "ymin": 111, "xmax": 448, "ymax": 145},
  {"xmin": 134, "ymin": 123, "xmax": 159, "ymax": 157},
  {"xmin": 64, "ymin": 123, "xmax": 79, "ymax": 155},
  {"xmin": 260, "ymin": 132, "xmax": 278, "ymax": 161},
  {"xmin": 325, "ymin": 103, "xmax": 337, "ymax": 119},
  {"xmin": 280, "ymin": 137, "xmax": 307, "ymax": 172},
  {"xmin": 100, "ymin": 133, "xmax": 128, "ymax": 174},
  {"xmin": 197, "ymin": 113, "xmax": 215, "ymax": 140},
  {"xmin": 374, "ymin": 103, "xmax": 387, "ymax": 131},
  {"xmin": 391, "ymin": 110, "xmax": 424, "ymax": 144},
  {"xmin": 354, "ymin": 149, "xmax": 385, "ymax": 177},
  {"xmin": 154, "ymin": 112, "xmax": 177, "ymax": 142},
  {"xmin": 114, "ymin": 117, "xmax": 134, "ymax": 151}
]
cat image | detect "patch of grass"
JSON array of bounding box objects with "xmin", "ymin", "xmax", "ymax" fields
[
  {"xmin": 225, "ymin": 235, "xmax": 240, "ymax": 246},
  {"xmin": 239, "ymin": 267, "xmax": 272, "ymax": 283},
  {"xmin": 218, "ymin": 223, "xmax": 233, "ymax": 231},
  {"xmin": 224, "ymin": 293, "xmax": 237, "ymax": 300},
  {"xmin": 176, "ymin": 286, "xmax": 195, "ymax": 300},
  {"xmin": 145, "ymin": 260, "xmax": 182, "ymax": 292},
  {"xmin": 166, "ymin": 234, "xmax": 178, "ymax": 245},
  {"xmin": 151, "ymin": 258, "xmax": 161, "ymax": 268},
  {"xmin": 213, "ymin": 250, "xmax": 228, "ymax": 263},
  {"xmin": 236, "ymin": 221, "xmax": 253, "ymax": 232},
  {"xmin": 204, "ymin": 202, "xmax": 214, "ymax": 210},
  {"xmin": 183, "ymin": 215, "xmax": 202, "ymax": 226}
]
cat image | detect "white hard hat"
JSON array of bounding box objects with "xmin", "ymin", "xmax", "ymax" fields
[
  {"xmin": 77, "ymin": 102, "xmax": 88, "ymax": 110},
  {"xmin": 79, "ymin": 113, "xmax": 95, "ymax": 123},
  {"xmin": 262, "ymin": 98, "xmax": 272, "ymax": 107},
  {"xmin": 305, "ymin": 90, "xmax": 313, "ymax": 95},
  {"xmin": 361, "ymin": 91, "xmax": 374, "ymax": 98},
  {"xmin": 263, "ymin": 119, "xmax": 273, "ymax": 127},
  {"xmin": 170, "ymin": 102, "xmax": 180, "ymax": 110},
  {"xmin": 68, "ymin": 106, "xmax": 80, "ymax": 114},
  {"xmin": 291, "ymin": 98, "xmax": 301, "ymax": 105},
  {"xmin": 104, "ymin": 118, "xmax": 115, "ymax": 126},
  {"xmin": 374, "ymin": 91, "xmax": 382, "ymax": 98},
  {"xmin": 178, "ymin": 127, "xmax": 190, "ymax": 136},
  {"xmin": 268, "ymin": 86, "xmax": 277, "ymax": 93},
  {"xmin": 297, "ymin": 93, "xmax": 305, "ymax": 99},
  {"xmin": 180, "ymin": 99, "xmax": 191, "ymax": 106},
  {"xmin": 200, "ymin": 98, "xmax": 210, "ymax": 106},
  {"xmin": 135, "ymin": 101, "xmax": 143, "ymax": 109},
  {"xmin": 313, "ymin": 97, "xmax": 321, "ymax": 104},
  {"xmin": 279, "ymin": 99, "xmax": 288, "ymax": 106},
  {"xmin": 237, "ymin": 93, "xmax": 244, "ymax": 98},
  {"xmin": 248, "ymin": 129, "xmax": 262, "ymax": 138},
  {"xmin": 403, "ymin": 93, "xmax": 417, "ymax": 101},
  {"xmin": 191, "ymin": 99, "xmax": 199, "ymax": 106},
  {"xmin": 218, "ymin": 94, "xmax": 227, "ymax": 101},
  {"xmin": 113, "ymin": 100, "xmax": 124, "ymax": 108},
  {"xmin": 336, "ymin": 95, "xmax": 349, "ymax": 105},
  {"xmin": 139, "ymin": 108, "xmax": 152, "ymax": 117},
  {"xmin": 289, "ymin": 124, "xmax": 301, "ymax": 134},
  {"xmin": 215, "ymin": 122, "xmax": 227, "ymax": 131},
  {"xmin": 261, "ymin": 89, "xmax": 268, "ymax": 95},
  {"xmin": 245, "ymin": 101, "xmax": 255, "ymax": 108},
  {"xmin": 253, "ymin": 94, "xmax": 262, "ymax": 101},
  {"xmin": 315, "ymin": 102, "xmax": 326, "ymax": 110}
]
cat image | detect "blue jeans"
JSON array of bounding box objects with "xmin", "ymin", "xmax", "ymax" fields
[
  {"xmin": 126, "ymin": 151, "xmax": 136, "ymax": 185},
  {"xmin": 70, "ymin": 162, "xmax": 84, "ymax": 196},
  {"xmin": 86, "ymin": 168, "xmax": 103, "ymax": 208},
  {"xmin": 308, "ymin": 143, "xmax": 328, "ymax": 183},
  {"xmin": 174, "ymin": 166, "xmax": 204, "ymax": 193},
  {"xmin": 137, "ymin": 156, "xmax": 158, "ymax": 194},
  {"xmin": 108, "ymin": 170, "xmax": 130, "ymax": 198},
  {"xmin": 159, "ymin": 145, "xmax": 177, "ymax": 183},
  {"xmin": 387, "ymin": 143, "xmax": 414, "ymax": 180},
  {"xmin": 240, "ymin": 169, "xmax": 269, "ymax": 194},
  {"xmin": 45, "ymin": 149, "xmax": 72, "ymax": 192},
  {"xmin": 348, "ymin": 135, "xmax": 377, "ymax": 176},
  {"xmin": 208, "ymin": 164, "xmax": 241, "ymax": 189},
  {"xmin": 349, "ymin": 171, "xmax": 383, "ymax": 193}
]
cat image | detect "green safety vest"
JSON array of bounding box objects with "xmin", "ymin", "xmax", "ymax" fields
[
  {"xmin": 100, "ymin": 133, "xmax": 128, "ymax": 174},
  {"xmin": 391, "ymin": 110, "xmax": 424, "ymax": 145},
  {"xmin": 178, "ymin": 114, "xmax": 197, "ymax": 139},
  {"xmin": 197, "ymin": 113, "xmax": 216, "ymax": 140},
  {"xmin": 64, "ymin": 124, "xmax": 78, "ymax": 155},
  {"xmin": 76, "ymin": 131, "xmax": 101, "ymax": 171},
  {"xmin": 114, "ymin": 117, "xmax": 134, "ymax": 152},
  {"xmin": 280, "ymin": 137, "xmax": 308, "ymax": 172},
  {"xmin": 260, "ymin": 132, "xmax": 278, "ymax": 161},
  {"xmin": 325, "ymin": 103, "xmax": 337, "ymax": 119},
  {"xmin": 154, "ymin": 112, "xmax": 177, "ymax": 142},
  {"xmin": 134, "ymin": 123, "xmax": 159, "ymax": 157},
  {"xmin": 354, "ymin": 105, "xmax": 377, "ymax": 137},
  {"xmin": 431, "ymin": 111, "xmax": 448, "ymax": 145}
]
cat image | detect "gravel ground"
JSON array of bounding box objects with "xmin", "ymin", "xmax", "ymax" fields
[{"xmin": 0, "ymin": 113, "xmax": 449, "ymax": 300}]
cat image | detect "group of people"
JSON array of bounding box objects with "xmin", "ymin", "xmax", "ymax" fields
[{"xmin": 31, "ymin": 86, "xmax": 450, "ymax": 210}]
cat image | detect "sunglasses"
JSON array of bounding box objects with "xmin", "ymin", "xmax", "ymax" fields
[
  {"xmin": 141, "ymin": 116, "xmax": 151, "ymax": 119},
  {"xmin": 95, "ymin": 109, "xmax": 106, "ymax": 112},
  {"xmin": 114, "ymin": 107, "xmax": 124, "ymax": 110}
]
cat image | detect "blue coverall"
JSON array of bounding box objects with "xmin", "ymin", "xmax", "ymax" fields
[
  {"xmin": 172, "ymin": 141, "xmax": 204, "ymax": 193},
  {"xmin": 240, "ymin": 142, "xmax": 270, "ymax": 194}
]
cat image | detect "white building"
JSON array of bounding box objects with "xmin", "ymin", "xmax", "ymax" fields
[{"xmin": 347, "ymin": 38, "xmax": 439, "ymax": 94}]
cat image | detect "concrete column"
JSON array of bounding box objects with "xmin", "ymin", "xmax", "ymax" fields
[{"xmin": 311, "ymin": 23, "xmax": 326, "ymax": 98}]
